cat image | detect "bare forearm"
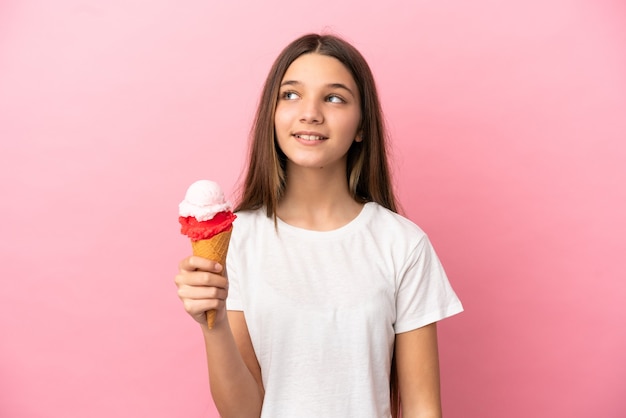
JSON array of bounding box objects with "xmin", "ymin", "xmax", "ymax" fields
[
  {"xmin": 202, "ymin": 322, "xmax": 263, "ymax": 417},
  {"xmin": 401, "ymin": 408, "xmax": 442, "ymax": 418},
  {"xmin": 400, "ymin": 379, "xmax": 442, "ymax": 418},
  {"xmin": 397, "ymin": 324, "xmax": 443, "ymax": 418}
]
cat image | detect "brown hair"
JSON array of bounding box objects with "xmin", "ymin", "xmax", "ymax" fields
[
  {"xmin": 235, "ymin": 33, "xmax": 398, "ymax": 216},
  {"xmin": 234, "ymin": 33, "xmax": 401, "ymax": 416}
]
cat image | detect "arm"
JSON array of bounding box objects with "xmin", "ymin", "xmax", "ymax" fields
[
  {"xmin": 176, "ymin": 256, "xmax": 264, "ymax": 418},
  {"xmin": 395, "ymin": 323, "xmax": 442, "ymax": 418},
  {"xmin": 202, "ymin": 311, "xmax": 264, "ymax": 417}
]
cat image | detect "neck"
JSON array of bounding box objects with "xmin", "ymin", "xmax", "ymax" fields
[{"xmin": 277, "ymin": 164, "xmax": 363, "ymax": 231}]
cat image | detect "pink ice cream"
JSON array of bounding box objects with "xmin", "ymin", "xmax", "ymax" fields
[{"xmin": 178, "ymin": 180, "xmax": 236, "ymax": 241}]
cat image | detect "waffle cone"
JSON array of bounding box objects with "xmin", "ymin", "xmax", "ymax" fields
[{"xmin": 191, "ymin": 229, "xmax": 232, "ymax": 329}]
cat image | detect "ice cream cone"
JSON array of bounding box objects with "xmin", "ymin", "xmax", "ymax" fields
[
  {"xmin": 179, "ymin": 180, "xmax": 236, "ymax": 330},
  {"xmin": 191, "ymin": 229, "xmax": 232, "ymax": 329}
]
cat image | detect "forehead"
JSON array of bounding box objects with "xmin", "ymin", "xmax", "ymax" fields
[{"xmin": 281, "ymin": 53, "xmax": 357, "ymax": 87}]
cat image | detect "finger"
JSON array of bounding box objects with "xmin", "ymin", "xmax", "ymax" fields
[
  {"xmin": 178, "ymin": 285, "xmax": 228, "ymax": 301},
  {"xmin": 182, "ymin": 298, "xmax": 226, "ymax": 316},
  {"xmin": 175, "ymin": 271, "xmax": 229, "ymax": 288},
  {"xmin": 179, "ymin": 256, "xmax": 223, "ymax": 273}
]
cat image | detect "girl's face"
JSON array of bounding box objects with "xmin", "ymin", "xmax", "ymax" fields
[{"xmin": 274, "ymin": 53, "xmax": 362, "ymax": 172}]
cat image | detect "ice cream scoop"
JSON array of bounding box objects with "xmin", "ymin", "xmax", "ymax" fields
[
  {"xmin": 179, "ymin": 180, "xmax": 233, "ymax": 222},
  {"xmin": 179, "ymin": 180, "xmax": 236, "ymax": 328}
]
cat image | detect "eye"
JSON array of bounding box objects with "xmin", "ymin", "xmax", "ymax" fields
[
  {"xmin": 280, "ymin": 90, "xmax": 299, "ymax": 100},
  {"xmin": 326, "ymin": 94, "xmax": 345, "ymax": 104}
]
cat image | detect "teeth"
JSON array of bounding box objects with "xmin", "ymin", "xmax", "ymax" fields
[{"xmin": 297, "ymin": 134, "xmax": 324, "ymax": 141}]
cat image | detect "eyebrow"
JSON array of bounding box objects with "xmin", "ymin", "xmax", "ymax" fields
[{"xmin": 280, "ymin": 80, "xmax": 357, "ymax": 98}]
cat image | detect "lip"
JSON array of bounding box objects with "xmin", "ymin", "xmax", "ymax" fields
[{"xmin": 292, "ymin": 131, "xmax": 328, "ymax": 142}]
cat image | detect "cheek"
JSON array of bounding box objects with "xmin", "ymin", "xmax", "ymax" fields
[
  {"xmin": 273, "ymin": 110, "xmax": 289, "ymax": 149},
  {"xmin": 337, "ymin": 112, "xmax": 361, "ymax": 137},
  {"xmin": 274, "ymin": 104, "xmax": 294, "ymax": 130}
]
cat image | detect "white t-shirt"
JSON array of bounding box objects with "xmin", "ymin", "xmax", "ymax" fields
[{"xmin": 226, "ymin": 202, "xmax": 463, "ymax": 418}]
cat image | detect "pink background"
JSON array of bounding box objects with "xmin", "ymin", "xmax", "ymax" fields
[{"xmin": 1, "ymin": 1, "xmax": 625, "ymax": 417}]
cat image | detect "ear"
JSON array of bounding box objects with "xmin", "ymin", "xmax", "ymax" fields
[{"xmin": 355, "ymin": 131, "xmax": 363, "ymax": 142}]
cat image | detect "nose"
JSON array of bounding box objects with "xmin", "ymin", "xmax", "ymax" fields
[{"xmin": 299, "ymin": 98, "xmax": 323, "ymax": 124}]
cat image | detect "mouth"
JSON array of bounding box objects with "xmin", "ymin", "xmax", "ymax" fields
[{"xmin": 293, "ymin": 132, "xmax": 328, "ymax": 141}]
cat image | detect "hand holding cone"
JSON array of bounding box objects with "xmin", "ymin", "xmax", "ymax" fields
[{"xmin": 179, "ymin": 180, "xmax": 236, "ymax": 329}]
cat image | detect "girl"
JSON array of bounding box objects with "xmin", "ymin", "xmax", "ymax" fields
[{"xmin": 175, "ymin": 33, "xmax": 463, "ymax": 418}]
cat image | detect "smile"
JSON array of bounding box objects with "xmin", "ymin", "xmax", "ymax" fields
[{"xmin": 294, "ymin": 134, "xmax": 327, "ymax": 141}]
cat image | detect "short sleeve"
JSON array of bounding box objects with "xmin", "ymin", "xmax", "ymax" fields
[{"xmin": 394, "ymin": 235, "xmax": 463, "ymax": 334}]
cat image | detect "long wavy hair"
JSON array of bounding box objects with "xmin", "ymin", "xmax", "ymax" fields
[{"xmin": 234, "ymin": 33, "xmax": 401, "ymax": 416}]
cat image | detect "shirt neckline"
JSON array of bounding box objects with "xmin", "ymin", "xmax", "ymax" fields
[{"xmin": 274, "ymin": 202, "xmax": 376, "ymax": 239}]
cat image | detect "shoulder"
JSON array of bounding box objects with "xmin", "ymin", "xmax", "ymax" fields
[
  {"xmin": 230, "ymin": 207, "xmax": 272, "ymax": 243},
  {"xmin": 357, "ymin": 203, "xmax": 435, "ymax": 266},
  {"xmin": 233, "ymin": 207, "xmax": 267, "ymax": 225},
  {"xmin": 364, "ymin": 203, "xmax": 428, "ymax": 242}
]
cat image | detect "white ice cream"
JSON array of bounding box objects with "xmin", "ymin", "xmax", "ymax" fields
[{"xmin": 179, "ymin": 180, "xmax": 232, "ymax": 221}]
